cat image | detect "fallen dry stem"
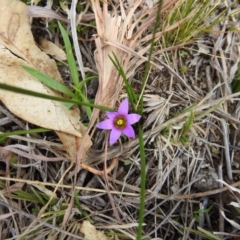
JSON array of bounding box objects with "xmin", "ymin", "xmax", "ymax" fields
[
  {"xmin": 220, "ymin": 118, "xmax": 233, "ymax": 180},
  {"xmin": 1, "ymin": 176, "xmax": 240, "ymax": 201},
  {"xmin": 0, "ymin": 199, "xmax": 85, "ymax": 240},
  {"xmin": 20, "ymin": 161, "xmax": 75, "ymax": 237},
  {"xmin": 81, "ymin": 158, "xmax": 118, "ymax": 177}
]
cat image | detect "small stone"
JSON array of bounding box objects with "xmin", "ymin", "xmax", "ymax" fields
[{"xmin": 194, "ymin": 168, "xmax": 219, "ymax": 191}]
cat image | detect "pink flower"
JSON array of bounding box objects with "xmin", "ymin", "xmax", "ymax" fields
[{"xmin": 96, "ymin": 98, "xmax": 141, "ymax": 145}]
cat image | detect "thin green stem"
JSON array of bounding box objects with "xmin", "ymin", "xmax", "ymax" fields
[
  {"xmin": 0, "ymin": 83, "xmax": 113, "ymax": 112},
  {"xmin": 0, "ymin": 128, "xmax": 50, "ymax": 138},
  {"xmin": 137, "ymin": 1, "xmax": 163, "ymax": 239},
  {"xmin": 109, "ymin": 53, "xmax": 138, "ymax": 111},
  {"xmin": 139, "ymin": 0, "xmax": 163, "ymax": 114},
  {"xmin": 137, "ymin": 124, "xmax": 146, "ymax": 240}
]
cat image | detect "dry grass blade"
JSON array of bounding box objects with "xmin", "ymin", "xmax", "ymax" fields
[
  {"xmin": 86, "ymin": 92, "xmax": 240, "ymax": 165},
  {"xmin": 89, "ymin": 0, "xmax": 178, "ymax": 125},
  {"xmin": 70, "ymin": 0, "xmax": 85, "ymax": 81},
  {"xmin": 0, "ymin": 199, "xmax": 86, "ymax": 240},
  {"xmin": 90, "ymin": 0, "xmax": 137, "ymax": 124}
]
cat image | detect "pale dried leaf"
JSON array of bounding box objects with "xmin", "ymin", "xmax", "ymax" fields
[
  {"xmin": 98, "ymin": 222, "xmax": 141, "ymax": 229},
  {"xmin": 220, "ymin": 210, "xmax": 240, "ymax": 230},
  {"xmin": 92, "ymin": 11, "xmax": 124, "ymax": 108},
  {"xmin": 80, "ymin": 221, "xmax": 110, "ymax": 240},
  {"xmin": 0, "ymin": 0, "xmax": 92, "ymax": 160},
  {"xmin": 32, "ymin": 183, "xmax": 57, "ymax": 198},
  {"xmin": 90, "ymin": 0, "xmax": 180, "ymax": 128},
  {"xmin": 217, "ymin": 179, "xmax": 240, "ymax": 194},
  {"xmin": 0, "ymin": 1, "xmax": 62, "ymax": 82},
  {"xmin": 0, "ymin": 212, "xmax": 16, "ymax": 220},
  {"xmin": 27, "ymin": 6, "xmax": 69, "ymax": 22},
  {"xmin": 229, "ymin": 202, "xmax": 240, "ymax": 208},
  {"xmin": 197, "ymin": 41, "xmax": 211, "ymax": 54},
  {"xmin": 89, "ymin": 0, "xmax": 144, "ymax": 126},
  {"xmin": 143, "ymin": 94, "xmax": 175, "ymax": 129},
  {"xmin": 0, "ymin": 146, "xmax": 12, "ymax": 163},
  {"xmin": 0, "ymin": 182, "xmax": 24, "ymax": 194},
  {"xmin": 38, "ymin": 37, "xmax": 66, "ymax": 61}
]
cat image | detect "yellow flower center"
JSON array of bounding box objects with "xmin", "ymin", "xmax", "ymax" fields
[{"xmin": 114, "ymin": 116, "xmax": 127, "ymax": 129}]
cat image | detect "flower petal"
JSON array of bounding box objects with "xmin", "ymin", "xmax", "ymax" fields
[
  {"xmin": 96, "ymin": 119, "xmax": 113, "ymax": 130},
  {"xmin": 118, "ymin": 98, "xmax": 129, "ymax": 115},
  {"xmin": 106, "ymin": 111, "xmax": 118, "ymax": 120},
  {"xmin": 126, "ymin": 113, "xmax": 141, "ymax": 125},
  {"xmin": 109, "ymin": 128, "xmax": 122, "ymax": 145},
  {"xmin": 122, "ymin": 125, "xmax": 135, "ymax": 138}
]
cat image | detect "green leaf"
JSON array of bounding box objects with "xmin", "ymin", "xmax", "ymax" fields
[
  {"xmin": 109, "ymin": 52, "xmax": 137, "ymax": 111},
  {"xmin": 58, "ymin": 21, "xmax": 79, "ymax": 86},
  {"xmin": 194, "ymin": 206, "xmax": 212, "ymax": 215},
  {"xmin": 31, "ymin": 186, "xmax": 46, "ymax": 205},
  {"xmin": 22, "ymin": 65, "xmax": 75, "ymax": 97},
  {"xmin": 186, "ymin": 227, "xmax": 222, "ymax": 240},
  {"xmin": 0, "ymin": 182, "xmax": 6, "ymax": 189},
  {"xmin": 71, "ymin": 76, "xmax": 97, "ymax": 120},
  {"xmin": 197, "ymin": 227, "xmax": 222, "ymax": 240},
  {"xmin": 181, "ymin": 104, "xmax": 197, "ymax": 114},
  {"xmin": 232, "ymin": 79, "xmax": 240, "ymax": 93},
  {"xmin": 180, "ymin": 135, "xmax": 190, "ymax": 145},
  {"xmin": 74, "ymin": 190, "xmax": 93, "ymax": 223},
  {"xmin": 182, "ymin": 111, "xmax": 194, "ymax": 135},
  {"xmin": 124, "ymin": 159, "xmax": 132, "ymax": 165},
  {"xmin": 11, "ymin": 190, "xmax": 41, "ymax": 203}
]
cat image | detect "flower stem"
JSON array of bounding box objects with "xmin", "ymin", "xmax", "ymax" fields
[
  {"xmin": 136, "ymin": 123, "xmax": 146, "ymax": 240},
  {"xmin": 138, "ymin": 0, "xmax": 163, "ymax": 115},
  {"xmin": 137, "ymin": 1, "xmax": 163, "ymax": 239}
]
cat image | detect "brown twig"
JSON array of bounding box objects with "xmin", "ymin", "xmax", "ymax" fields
[{"xmin": 81, "ymin": 158, "xmax": 118, "ymax": 177}]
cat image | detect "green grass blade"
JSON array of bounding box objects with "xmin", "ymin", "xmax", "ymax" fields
[
  {"xmin": 11, "ymin": 190, "xmax": 42, "ymax": 203},
  {"xmin": 181, "ymin": 104, "xmax": 197, "ymax": 114},
  {"xmin": 58, "ymin": 21, "xmax": 79, "ymax": 86},
  {"xmin": 0, "ymin": 128, "xmax": 50, "ymax": 138},
  {"xmin": 71, "ymin": 86, "xmax": 93, "ymax": 120},
  {"xmin": 109, "ymin": 52, "xmax": 137, "ymax": 110},
  {"xmin": 186, "ymin": 227, "xmax": 222, "ymax": 240},
  {"xmin": 0, "ymin": 128, "xmax": 50, "ymax": 143},
  {"xmin": 71, "ymin": 76, "xmax": 97, "ymax": 120},
  {"xmin": 31, "ymin": 186, "xmax": 46, "ymax": 205},
  {"xmin": 58, "ymin": 21, "xmax": 92, "ymax": 118},
  {"xmin": 203, "ymin": 228, "xmax": 222, "ymax": 240},
  {"xmin": 182, "ymin": 111, "xmax": 194, "ymax": 135},
  {"xmin": 76, "ymin": 75, "xmax": 97, "ymax": 94},
  {"xmin": 74, "ymin": 190, "xmax": 93, "ymax": 223},
  {"xmin": 137, "ymin": 1, "xmax": 163, "ymax": 239},
  {"xmin": 182, "ymin": 0, "xmax": 195, "ymax": 16},
  {"xmin": 138, "ymin": 0, "xmax": 163, "ymax": 114},
  {"xmin": 137, "ymin": 123, "xmax": 146, "ymax": 240},
  {"xmin": 22, "ymin": 65, "xmax": 75, "ymax": 97}
]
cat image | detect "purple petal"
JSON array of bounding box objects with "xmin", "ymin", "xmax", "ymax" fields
[
  {"xmin": 118, "ymin": 98, "xmax": 129, "ymax": 115},
  {"xmin": 96, "ymin": 119, "xmax": 113, "ymax": 130},
  {"xmin": 106, "ymin": 111, "xmax": 118, "ymax": 120},
  {"xmin": 122, "ymin": 125, "xmax": 135, "ymax": 138},
  {"xmin": 109, "ymin": 128, "xmax": 122, "ymax": 145},
  {"xmin": 126, "ymin": 113, "xmax": 141, "ymax": 125}
]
